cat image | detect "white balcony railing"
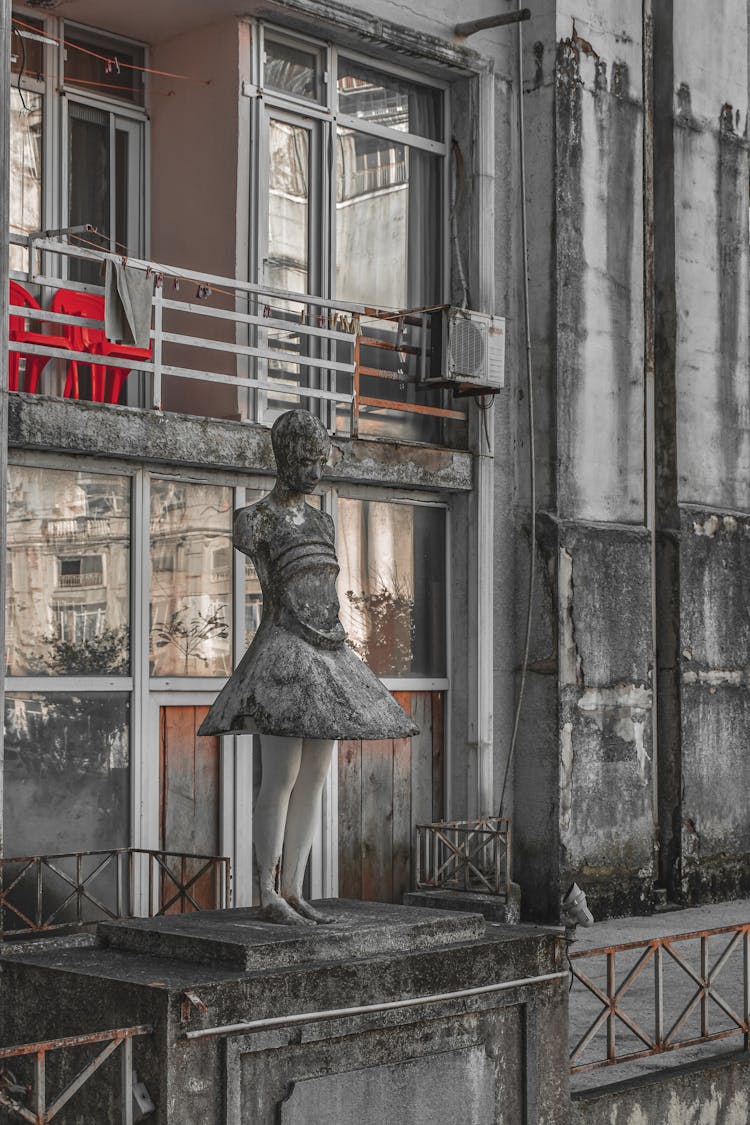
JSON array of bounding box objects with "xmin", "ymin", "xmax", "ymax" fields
[{"xmin": 8, "ymin": 232, "xmax": 468, "ymax": 443}]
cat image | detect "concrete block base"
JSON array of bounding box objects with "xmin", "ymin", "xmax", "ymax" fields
[{"xmin": 0, "ymin": 901, "xmax": 570, "ymax": 1124}]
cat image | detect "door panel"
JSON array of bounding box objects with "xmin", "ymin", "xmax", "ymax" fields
[
  {"xmin": 159, "ymin": 705, "xmax": 220, "ymax": 911},
  {"xmin": 338, "ymin": 691, "xmax": 444, "ymax": 903}
]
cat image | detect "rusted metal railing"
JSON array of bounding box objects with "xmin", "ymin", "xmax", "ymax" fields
[
  {"xmin": 415, "ymin": 817, "xmax": 511, "ymax": 897},
  {"xmin": 0, "ymin": 1024, "xmax": 151, "ymax": 1124},
  {"xmin": 569, "ymin": 922, "xmax": 750, "ymax": 1073},
  {"xmin": 0, "ymin": 848, "xmax": 231, "ymax": 940}
]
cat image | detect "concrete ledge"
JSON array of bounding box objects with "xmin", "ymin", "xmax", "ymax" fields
[
  {"xmin": 572, "ymin": 1049, "xmax": 750, "ymax": 1125},
  {"xmin": 8, "ymin": 394, "xmax": 473, "ymax": 493},
  {"xmin": 403, "ymin": 886, "xmax": 522, "ymax": 925}
]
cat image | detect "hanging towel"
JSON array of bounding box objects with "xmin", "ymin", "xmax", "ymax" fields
[{"xmin": 105, "ymin": 259, "xmax": 154, "ymax": 349}]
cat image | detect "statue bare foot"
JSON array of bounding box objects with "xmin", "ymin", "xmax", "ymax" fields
[
  {"xmin": 258, "ymin": 895, "xmax": 314, "ymax": 926},
  {"xmin": 285, "ymin": 895, "xmax": 337, "ymax": 924}
]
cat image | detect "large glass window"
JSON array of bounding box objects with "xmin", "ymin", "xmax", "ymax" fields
[
  {"xmin": 6, "ymin": 467, "xmax": 131, "ymax": 676},
  {"xmin": 252, "ymin": 34, "xmax": 460, "ymax": 445},
  {"xmin": 150, "ymin": 479, "xmax": 233, "ymax": 676},
  {"xmin": 337, "ymin": 498, "xmax": 446, "ymax": 677},
  {"xmin": 4, "ymin": 692, "xmax": 130, "ymax": 857}
]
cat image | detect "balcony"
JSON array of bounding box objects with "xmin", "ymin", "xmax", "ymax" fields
[{"xmin": 8, "ymin": 234, "xmax": 469, "ymax": 448}]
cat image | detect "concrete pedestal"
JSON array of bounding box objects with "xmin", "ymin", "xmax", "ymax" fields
[{"xmin": 0, "ymin": 901, "xmax": 571, "ymax": 1124}]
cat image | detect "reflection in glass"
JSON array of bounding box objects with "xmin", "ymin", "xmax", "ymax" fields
[
  {"xmin": 4, "ymin": 692, "xmax": 130, "ymax": 853},
  {"xmin": 3, "ymin": 692, "xmax": 130, "ymax": 923},
  {"xmin": 336, "ymin": 128, "xmax": 440, "ymax": 310},
  {"xmin": 337, "ymin": 59, "xmax": 442, "ymax": 140},
  {"xmin": 6, "ymin": 467, "xmax": 130, "ymax": 676},
  {"xmin": 336, "ymin": 127, "xmax": 453, "ymax": 442},
  {"xmin": 265, "ymin": 38, "xmax": 323, "ymax": 102},
  {"xmin": 150, "ymin": 480, "xmax": 233, "ymax": 676},
  {"xmin": 10, "ymin": 89, "xmax": 42, "ymax": 272},
  {"xmin": 337, "ymin": 499, "xmax": 446, "ymax": 677},
  {"xmin": 266, "ymin": 119, "xmax": 312, "ymax": 419}
]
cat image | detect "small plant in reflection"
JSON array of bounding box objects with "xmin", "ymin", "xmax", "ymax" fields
[
  {"xmin": 344, "ymin": 583, "xmax": 414, "ymax": 676},
  {"xmin": 151, "ymin": 604, "xmax": 230, "ymax": 674}
]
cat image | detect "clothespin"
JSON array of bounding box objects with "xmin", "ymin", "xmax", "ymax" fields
[
  {"xmin": 155, "ymin": 274, "xmax": 163, "ymax": 289},
  {"xmin": 196, "ymin": 284, "xmax": 212, "ymax": 300},
  {"xmin": 121, "ymin": 255, "xmax": 128, "ymax": 267},
  {"xmin": 318, "ymin": 314, "xmax": 325, "ymax": 328},
  {"xmin": 173, "ymin": 278, "xmax": 180, "ymax": 292},
  {"xmin": 352, "ymin": 314, "xmax": 361, "ymax": 336},
  {"xmin": 146, "ymin": 266, "xmax": 152, "ymax": 279},
  {"xmin": 113, "ymin": 56, "xmax": 121, "ymax": 74},
  {"xmin": 263, "ymin": 304, "xmax": 271, "ymax": 318},
  {"xmin": 299, "ymin": 309, "xmax": 306, "ymax": 324}
]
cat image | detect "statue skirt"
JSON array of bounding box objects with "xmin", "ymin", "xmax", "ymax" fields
[{"xmin": 197, "ymin": 620, "xmax": 418, "ymax": 740}]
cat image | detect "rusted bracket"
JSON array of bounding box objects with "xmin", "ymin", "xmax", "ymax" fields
[
  {"xmin": 455, "ymin": 9, "xmax": 530, "ymax": 38},
  {"xmin": 181, "ymin": 990, "xmax": 208, "ymax": 1026}
]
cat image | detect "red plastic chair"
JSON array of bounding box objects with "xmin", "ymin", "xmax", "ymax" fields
[
  {"xmin": 50, "ymin": 289, "xmax": 152, "ymax": 404},
  {"xmin": 8, "ymin": 280, "xmax": 80, "ymax": 395}
]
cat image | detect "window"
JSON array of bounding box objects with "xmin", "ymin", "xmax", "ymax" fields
[
  {"xmin": 5, "ymin": 466, "xmax": 131, "ymax": 676},
  {"xmin": 251, "ymin": 29, "xmax": 457, "ymax": 444},
  {"xmin": 9, "ymin": 18, "xmax": 44, "ymax": 270},
  {"xmin": 149, "ymin": 479, "xmax": 233, "ymax": 676},
  {"xmin": 58, "ymin": 554, "xmax": 104, "ymax": 588},
  {"xmin": 337, "ymin": 497, "xmax": 446, "ymax": 677}
]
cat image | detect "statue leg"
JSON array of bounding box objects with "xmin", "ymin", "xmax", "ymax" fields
[
  {"xmin": 281, "ymin": 738, "xmax": 337, "ymax": 924},
  {"xmin": 255, "ymin": 734, "xmax": 312, "ymax": 926}
]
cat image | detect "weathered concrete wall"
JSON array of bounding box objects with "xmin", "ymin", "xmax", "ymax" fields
[
  {"xmin": 513, "ymin": 1, "xmax": 654, "ymax": 922},
  {"xmin": 654, "ymin": 1, "xmax": 750, "ymax": 905},
  {"xmin": 573, "ymin": 1051, "xmax": 750, "ymax": 1125}
]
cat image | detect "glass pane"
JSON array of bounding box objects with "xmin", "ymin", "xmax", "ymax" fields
[
  {"xmin": 11, "ymin": 19, "xmax": 45, "ymax": 78},
  {"xmin": 266, "ymin": 119, "xmax": 312, "ymax": 417},
  {"xmin": 65, "ymin": 27, "xmax": 145, "ymax": 105},
  {"xmin": 9, "ymin": 88, "xmax": 42, "ymax": 271},
  {"xmin": 337, "ymin": 499, "xmax": 446, "ymax": 677},
  {"xmin": 150, "ymin": 479, "xmax": 233, "ymax": 676},
  {"xmin": 3, "ymin": 692, "xmax": 130, "ymax": 923},
  {"xmin": 6, "ymin": 467, "xmax": 131, "ymax": 675},
  {"xmin": 68, "ymin": 103, "xmax": 110, "ymax": 283},
  {"xmin": 336, "ymin": 128, "xmax": 441, "ymax": 308},
  {"xmin": 242, "ymin": 487, "xmax": 322, "ymax": 648},
  {"xmin": 265, "ymin": 38, "xmax": 323, "ymax": 102},
  {"xmin": 337, "ymin": 58, "xmax": 442, "ymax": 140}
]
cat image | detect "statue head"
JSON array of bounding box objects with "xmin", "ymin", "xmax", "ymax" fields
[{"xmin": 271, "ymin": 409, "xmax": 331, "ymax": 494}]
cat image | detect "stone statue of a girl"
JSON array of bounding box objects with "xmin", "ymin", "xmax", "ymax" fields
[{"xmin": 199, "ymin": 409, "xmax": 417, "ymax": 925}]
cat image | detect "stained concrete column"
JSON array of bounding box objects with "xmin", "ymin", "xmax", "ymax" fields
[
  {"xmin": 654, "ymin": 1, "xmax": 750, "ymax": 903},
  {"xmin": 0, "ymin": 0, "xmax": 11, "ymax": 859},
  {"xmin": 512, "ymin": 0, "xmax": 656, "ymax": 921}
]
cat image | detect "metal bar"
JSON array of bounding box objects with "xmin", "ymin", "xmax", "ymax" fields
[
  {"xmin": 701, "ymin": 935, "xmax": 709, "ymax": 1038},
  {"xmin": 184, "ymin": 972, "xmax": 568, "ymax": 1041},
  {"xmin": 745, "ymin": 930, "xmax": 750, "ymax": 1051},
  {"xmin": 121, "ymin": 1035, "xmax": 133, "ymax": 1125},
  {"xmin": 358, "ymin": 396, "xmax": 466, "ymax": 420},
  {"xmin": 152, "ymin": 281, "xmax": 163, "ymax": 411},
  {"xmin": 46, "ymin": 1037, "xmax": 120, "ymax": 1119},
  {"xmin": 455, "ymin": 8, "xmax": 530, "ymax": 36},
  {"xmin": 34, "ymin": 1050, "xmax": 45, "ymax": 1123},
  {"xmin": 606, "ymin": 951, "xmax": 616, "ymax": 1062},
  {"xmin": 158, "ymin": 330, "xmax": 355, "ymax": 374},
  {"xmin": 654, "ymin": 943, "xmax": 663, "ymax": 1047},
  {"xmin": 0, "ymin": 1027, "xmax": 152, "ymax": 1060},
  {"xmin": 160, "ymin": 299, "xmax": 356, "ymax": 342}
]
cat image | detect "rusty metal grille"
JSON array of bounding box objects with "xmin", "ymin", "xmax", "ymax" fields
[
  {"xmin": 0, "ymin": 848, "xmax": 231, "ymax": 940},
  {"xmin": 569, "ymin": 923, "xmax": 750, "ymax": 1073},
  {"xmin": 0, "ymin": 1024, "xmax": 151, "ymax": 1124},
  {"xmin": 415, "ymin": 818, "xmax": 511, "ymax": 897}
]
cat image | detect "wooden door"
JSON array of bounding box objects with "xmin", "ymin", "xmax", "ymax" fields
[
  {"xmin": 338, "ymin": 692, "xmax": 444, "ymax": 903},
  {"xmin": 159, "ymin": 705, "xmax": 220, "ymax": 912}
]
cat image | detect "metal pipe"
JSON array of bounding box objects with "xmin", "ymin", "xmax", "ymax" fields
[
  {"xmin": 455, "ymin": 9, "xmax": 530, "ymax": 38},
  {"xmin": 183, "ymin": 971, "xmax": 568, "ymax": 1040}
]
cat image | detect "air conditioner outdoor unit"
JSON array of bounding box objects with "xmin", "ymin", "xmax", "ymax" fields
[{"xmin": 426, "ymin": 307, "xmax": 505, "ymax": 391}]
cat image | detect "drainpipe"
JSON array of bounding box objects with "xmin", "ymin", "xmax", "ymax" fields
[
  {"xmin": 0, "ymin": 0, "xmax": 11, "ymax": 860},
  {"xmin": 642, "ymin": 0, "xmax": 659, "ymax": 876}
]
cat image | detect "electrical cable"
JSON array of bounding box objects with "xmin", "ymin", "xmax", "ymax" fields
[
  {"xmin": 450, "ymin": 138, "xmax": 471, "ymax": 310},
  {"xmin": 13, "ymin": 27, "xmax": 29, "ymax": 113},
  {"xmin": 498, "ymin": 2, "xmax": 536, "ymax": 817}
]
